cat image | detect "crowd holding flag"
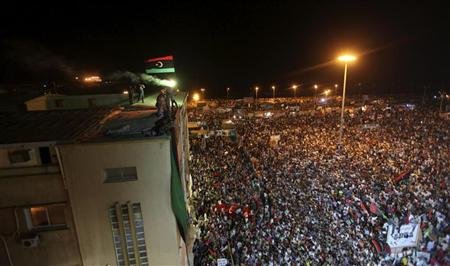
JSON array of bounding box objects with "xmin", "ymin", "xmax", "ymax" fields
[{"xmin": 393, "ymin": 169, "xmax": 412, "ymax": 184}]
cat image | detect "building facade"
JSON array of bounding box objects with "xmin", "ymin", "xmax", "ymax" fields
[{"xmin": 0, "ymin": 98, "xmax": 191, "ymax": 266}]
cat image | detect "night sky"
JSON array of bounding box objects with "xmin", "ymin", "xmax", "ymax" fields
[{"xmin": 1, "ymin": 1, "xmax": 449, "ymax": 97}]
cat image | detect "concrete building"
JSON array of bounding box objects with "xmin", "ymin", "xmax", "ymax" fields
[
  {"xmin": 0, "ymin": 110, "xmax": 110, "ymax": 266},
  {"xmin": 0, "ymin": 95, "xmax": 191, "ymax": 266}
]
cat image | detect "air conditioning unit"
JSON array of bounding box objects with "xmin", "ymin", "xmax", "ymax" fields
[{"xmin": 21, "ymin": 235, "xmax": 40, "ymax": 248}]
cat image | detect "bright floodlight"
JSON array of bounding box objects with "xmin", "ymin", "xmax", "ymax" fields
[
  {"xmin": 271, "ymin": 86, "xmax": 275, "ymax": 90},
  {"xmin": 167, "ymin": 79, "xmax": 177, "ymax": 88},
  {"xmin": 337, "ymin": 54, "xmax": 357, "ymax": 62},
  {"xmin": 255, "ymin": 86, "xmax": 259, "ymax": 91},
  {"xmin": 192, "ymin": 93, "xmax": 200, "ymax": 101}
]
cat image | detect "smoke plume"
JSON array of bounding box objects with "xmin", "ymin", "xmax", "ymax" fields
[
  {"xmin": 4, "ymin": 40, "xmax": 74, "ymax": 77},
  {"xmin": 107, "ymin": 71, "xmax": 176, "ymax": 87}
]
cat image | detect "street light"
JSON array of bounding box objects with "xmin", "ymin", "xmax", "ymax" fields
[
  {"xmin": 192, "ymin": 93, "xmax": 200, "ymax": 102},
  {"xmin": 255, "ymin": 86, "xmax": 259, "ymax": 99},
  {"xmin": 271, "ymin": 85, "xmax": 276, "ymax": 98},
  {"xmin": 334, "ymin": 84, "xmax": 339, "ymax": 96},
  {"xmin": 323, "ymin": 89, "xmax": 331, "ymax": 96},
  {"xmin": 226, "ymin": 87, "xmax": 230, "ymax": 99},
  {"xmin": 200, "ymin": 88, "xmax": 206, "ymax": 100},
  {"xmin": 292, "ymin": 85, "xmax": 298, "ymax": 98},
  {"xmin": 313, "ymin": 84, "xmax": 318, "ymax": 98},
  {"xmin": 337, "ymin": 53, "xmax": 357, "ymax": 147}
]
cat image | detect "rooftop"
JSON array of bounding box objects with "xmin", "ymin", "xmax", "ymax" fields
[
  {"xmin": 0, "ymin": 106, "xmax": 173, "ymax": 146},
  {"xmin": 0, "ymin": 109, "xmax": 114, "ymax": 145}
]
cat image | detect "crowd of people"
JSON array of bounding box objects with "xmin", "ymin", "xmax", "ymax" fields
[{"xmin": 189, "ymin": 97, "xmax": 449, "ymax": 265}]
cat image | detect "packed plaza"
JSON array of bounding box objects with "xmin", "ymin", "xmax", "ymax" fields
[{"xmin": 188, "ymin": 95, "xmax": 449, "ymax": 265}]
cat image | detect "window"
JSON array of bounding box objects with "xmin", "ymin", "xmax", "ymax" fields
[
  {"xmin": 24, "ymin": 205, "xmax": 66, "ymax": 230},
  {"xmin": 39, "ymin": 147, "xmax": 51, "ymax": 164},
  {"xmin": 8, "ymin": 149, "xmax": 32, "ymax": 164},
  {"xmin": 109, "ymin": 203, "xmax": 148, "ymax": 266},
  {"xmin": 104, "ymin": 167, "xmax": 138, "ymax": 183}
]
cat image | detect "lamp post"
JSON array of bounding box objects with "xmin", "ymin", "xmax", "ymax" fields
[
  {"xmin": 226, "ymin": 87, "xmax": 230, "ymax": 99},
  {"xmin": 337, "ymin": 54, "xmax": 357, "ymax": 147},
  {"xmin": 200, "ymin": 88, "xmax": 205, "ymax": 99},
  {"xmin": 334, "ymin": 84, "xmax": 339, "ymax": 96},
  {"xmin": 271, "ymin": 85, "xmax": 276, "ymax": 98},
  {"xmin": 292, "ymin": 85, "xmax": 298, "ymax": 98},
  {"xmin": 255, "ymin": 86, "xmax": 259, "ymax": 99}
]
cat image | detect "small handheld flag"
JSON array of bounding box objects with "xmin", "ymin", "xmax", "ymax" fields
[
  {"xmin": 393, "ymin": 170, "xmax": 411, "ymax": 184},
  {"xmin": 145, "ymin": 55, "xmax": 175, "ymax": 74}
]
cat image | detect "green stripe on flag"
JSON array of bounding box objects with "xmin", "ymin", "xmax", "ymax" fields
[
  {"xmin": 145, "ymin": 68, "xmax": 176, "ymax": 74},
  {"xmin": 170, "ymin": 145, "xmax": 188, "ymax": 240}
]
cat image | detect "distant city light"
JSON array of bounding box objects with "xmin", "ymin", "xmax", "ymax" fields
[
  {"xmin": 122, "ymin": 90, "xmax": 129, "ymax": 95},
  {"xmin": 84, "ymin": 76, "xmax": 102, "ymax": 83}
]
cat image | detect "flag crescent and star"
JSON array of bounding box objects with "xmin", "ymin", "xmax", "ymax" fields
[{"xmin": 145, "ymin": 55, "xmax": 176, "ymax": 74}]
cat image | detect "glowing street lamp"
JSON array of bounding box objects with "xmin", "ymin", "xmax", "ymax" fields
[
  {"xmin": 337, "ymin": 53, "xmax": 357, "ymax": 147},
  {"xmin": 255, "ymin": 86, "xmax": 259, "ymax": 99},
  {"xmin": 271, "ymin": 85, "xmax": 276, "ymax": 98},
  {"xmin": 292, "ymin": 85, "xmax": 298, "ymax": 98},
  {"xmin": 192, "ymin": 93, "xmax": 200, "ymax": 102},
  {"xmin": 323, "ymin": 89, "xmax": 331, "ymax": 96},
  {"xmin": 226, "ymin": 87, "xmax": 230, "ymax": 99}
]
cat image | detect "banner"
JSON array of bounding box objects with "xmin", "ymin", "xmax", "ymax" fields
[{"xmin": 387, "ymin": 223, "xmax": 422, "ymax": 253}]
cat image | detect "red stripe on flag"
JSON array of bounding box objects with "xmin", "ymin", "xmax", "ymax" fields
[
  {"xmin": 371, "ymin": 239, "xmax": 382, "ymax": 253},
  {"xmin": 146, "ymin": 55, "xmax": 174, "ymax": 62},
  {"xmin": 393, "ymin": 170, "xmax": 410, "ymax": 183}
]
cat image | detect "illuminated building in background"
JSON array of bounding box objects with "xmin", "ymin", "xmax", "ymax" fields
[{"xmin": 83, "ymin": 76, "xmax": 102, "ymax": 83}]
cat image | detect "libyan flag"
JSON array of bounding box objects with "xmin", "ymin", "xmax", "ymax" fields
[{"xmin": 145, "ymin": 55, "xmax": 175, "ymax": 74}]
